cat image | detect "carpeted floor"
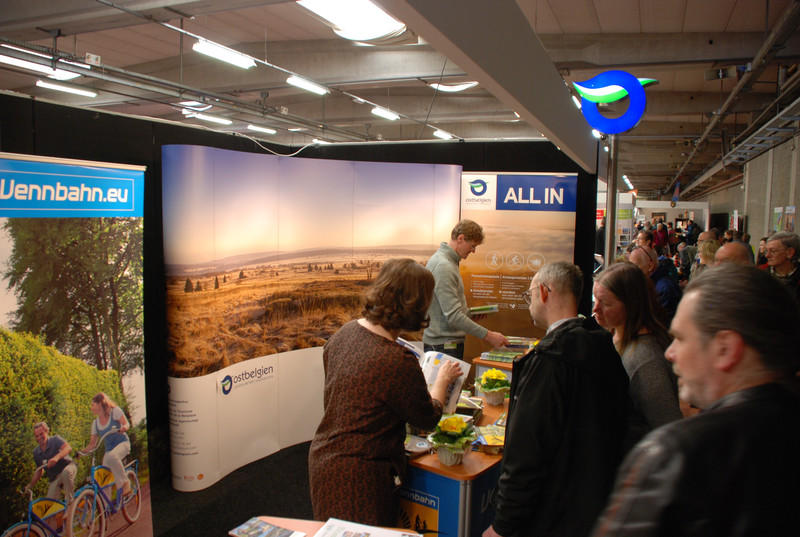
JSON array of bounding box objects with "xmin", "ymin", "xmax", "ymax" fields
[{"xmin": 151, "ymin": 441, "xmax": 314, "ymax": 537}]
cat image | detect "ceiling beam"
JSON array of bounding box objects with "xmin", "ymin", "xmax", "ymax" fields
[{"xmin": 373, "ymin": 0, "xmax": 597, "ymax": 173}]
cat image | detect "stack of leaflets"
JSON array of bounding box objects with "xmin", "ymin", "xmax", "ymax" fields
[
  {"xmin": 505, "ymin": 336, "xmax": 538, "ymax": 349},
  {"xmin": 480, "ymin": 348, "xmax": 524, "ymax": 363},
  {"xmin": 312, "ymin": 518, "xmax": 421, "ymax": 537},
  {"xmin": 469, "ymin": 304, "xmax": 499, "ymax": 316},
  {"xmin": 229, "ymin": 518, "xmax": 307, "ymax": 537},
  {"xmin": 473, "ymin": 424, "xmax": 506, "ymax": 455}
]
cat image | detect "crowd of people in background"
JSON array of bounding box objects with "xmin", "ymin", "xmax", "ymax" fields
[{"xmin": 308, "ymin": 216, "xmax": 800, "ymax": 537}]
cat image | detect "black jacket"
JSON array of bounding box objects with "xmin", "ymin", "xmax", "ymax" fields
[
  {"xmin": 492, "ymin": 316, "xmax": 630, "ymax": 537},
  {"xmin": 592, "ymin": 380, "xmax": 800, "ymax": 536}
]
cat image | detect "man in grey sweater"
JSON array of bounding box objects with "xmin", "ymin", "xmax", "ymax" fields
[{"xmin": 423, "ymin": 219, "xmax": 508, "ymax": 359}]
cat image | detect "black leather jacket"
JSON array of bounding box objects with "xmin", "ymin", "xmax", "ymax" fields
[
  {"xmin": 592, "ymin": 379, "xmax": 800, "ymax": 537},
  {"xmin": 491, "ymin": 316, "xmax": 629, "ymax": 537}
]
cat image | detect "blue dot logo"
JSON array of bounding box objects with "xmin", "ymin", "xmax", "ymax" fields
[
  {"xmin": 221, "ymin": 375, "xmax": 233, "ymax": 395},
  {"xmin": 574, "ymin": 71, "xmax": 657, "ymax": 134},
  {"xmin": 469, "ymin": 180, "xmax": 487, "ymax": 196}
]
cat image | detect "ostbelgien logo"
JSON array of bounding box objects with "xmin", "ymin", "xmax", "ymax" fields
[
  {"xmin": 221, "ymin": 375, "xmax": 233, "ymax": 395},
  {"xmin": 574, "ymin": 71, "xmax": 657, "ymax": 134},
  {"xmin": 469, "ymin": 179, "xmax": 487, "ymax": 196}
]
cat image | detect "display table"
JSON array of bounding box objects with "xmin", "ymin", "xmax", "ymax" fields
[{"xmin": 397, "ymin": 399, "xmax": 507, "ymax": 537}]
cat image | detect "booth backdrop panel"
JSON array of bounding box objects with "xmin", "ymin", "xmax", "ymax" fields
[{"xmin": 161, "ymin": 145, "xmax": 461, "ymax": 490}]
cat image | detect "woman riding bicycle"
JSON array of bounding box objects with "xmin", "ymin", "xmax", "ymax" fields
[{"xmin": 79, "ymin": 393, "xmax": 132, "ymax": 497}]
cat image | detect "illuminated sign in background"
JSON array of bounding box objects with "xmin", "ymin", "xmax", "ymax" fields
[{"xmin": 574, "ymin": 70, "xmax": 657, "ymax": 134}]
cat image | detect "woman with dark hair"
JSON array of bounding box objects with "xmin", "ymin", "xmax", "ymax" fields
[
  {"xmin": 308, "ymin": 258, "xmax": 462, "ymax": 526},
  {"xmin": 592, "ymin": 262, "xmax": 682, "ymax": 448}
]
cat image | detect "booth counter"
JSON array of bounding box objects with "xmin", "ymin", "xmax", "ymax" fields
[{"xmin": 398, "ymin": 399, "xmax": 507, "ymax": 537}]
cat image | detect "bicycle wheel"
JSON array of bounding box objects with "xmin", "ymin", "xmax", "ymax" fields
[
  {"xmin": 121, "ymin": 469, "xmax": 141, "ymax": 523},
  {"xmin": 1, "ymin": 522, "xmax": 46, "ymax": 537},
  {"xmin": 66, "ymin": 489, "xmax": 104, "ymax": 537}
]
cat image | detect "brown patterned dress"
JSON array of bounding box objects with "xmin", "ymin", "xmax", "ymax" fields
[{"xmin": 308, "ymin": 320, "xmax": 444, "ymax": 525}]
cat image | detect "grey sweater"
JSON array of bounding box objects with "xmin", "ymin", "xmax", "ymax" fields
[{"xmin": 423, "ymin": 242, "xmax": 488, "ymax": 345}]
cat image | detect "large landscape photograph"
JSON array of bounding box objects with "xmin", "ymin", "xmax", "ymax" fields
[{"xmin": 162, "ymin": 145, "xmax": 461, "ymax": 378}]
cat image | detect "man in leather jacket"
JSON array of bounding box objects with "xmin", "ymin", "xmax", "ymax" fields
[
  {"xmin": 483, "ymin": 262, "xmax": 629, "ymax": 537},
  {"xmin": 592, "ymin": 263, "xmax": 800, "ymax": 536}
]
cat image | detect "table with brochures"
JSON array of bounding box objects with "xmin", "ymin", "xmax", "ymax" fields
[{"xmin": 398, "ymin": 398, "xmax": 507, "ymax": 537}]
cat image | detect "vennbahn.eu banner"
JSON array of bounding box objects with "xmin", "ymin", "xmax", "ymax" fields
[
  {"xmin": 0, "ymin": 152, "xmax": 150, "ymax": 536},
  {"xmin": 0, "ymin": 154, "xmax": 144, "ymax": 217}
]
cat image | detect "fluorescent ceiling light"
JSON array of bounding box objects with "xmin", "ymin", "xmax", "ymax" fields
[
  {"xmin": 371, "ymin": 107, "xmax": 400, "ymax": 121},
  {"xmin": 193, "ymin": 39, "xmax": 256, "ymax": 69},
  {"xmin": 192, "ymin": 112, "xmax": 233, "ymax": 125},
  {"xmin": 433, "ymin": 129, "xmax": 453, "ymax": 140},
  {"xmin": 428, "ymin": 81, "xmax": 478, "ymax": 93},
  {"xmin": 297, "ymin": 0, "xmax": 406, "ymax": 42},
  {"xmin": 179, "ymin": 100, "xmax": 212, "ymax": 111},
  {"xmin": 0, "ymin": 45, "xmax": 83, "ymax": 81},
  {"xmin": 286, "ymin": 75, "xmax": 329, "ymax": 95},
  {"xmin": 572, "ymin": 94, "xmax": 582, "ymax": 109},
  {"xmin": 247, "ymin": 124, "xmax": 277, "ymax": 134},
  {"xmin": 288, "ymin": 127, "xmax": 305, "ymax": 132},
  {"xmin": 35, "ymin": 79, "xmax": 97, "ymax": 98}
]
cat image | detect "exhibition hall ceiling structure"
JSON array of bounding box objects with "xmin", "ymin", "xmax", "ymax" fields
[{"xmin": 1, "ymin": 0, "xmax": 799, "ymax": 199}]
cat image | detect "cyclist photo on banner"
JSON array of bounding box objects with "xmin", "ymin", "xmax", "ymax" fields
[{"xmin": 79, "ymin": 393, "xmax": 133, "ymax": 498}]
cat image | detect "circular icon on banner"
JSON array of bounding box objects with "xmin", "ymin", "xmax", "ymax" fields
[
  {"xmin": 469, "ymin": 179, "xmax": 488, "ymax": 196},
  {"xmin": 221, "ymin": 375, "xmax": 233, "ymax": 395},
  {"xmin": 485, "ymin": 251, "xmax": 503, "ymax": 269},
  {"xmin": 505, "ymin": 252, "xmax": 525, "ymax": 271},
  {"xmin": 527, "ymin": 253, "xmax": 546, "ymax": 271}
]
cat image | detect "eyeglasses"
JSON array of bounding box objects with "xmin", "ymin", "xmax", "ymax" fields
[
  {"xmin": 765, "ymin": 247, "xmax": 787, "ymax": 256},
  {"xmin": 522, "ymin": 282, "xmax": 552, "ymax": 304}
]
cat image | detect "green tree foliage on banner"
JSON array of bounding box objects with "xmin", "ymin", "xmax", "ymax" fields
[
  {"xmin": 2, "ymin": 218, "xmax": 143, "ymax": 378},
  {"xmin": 0, "ymin": 328, "xmax": 129, "ymax": 529}
]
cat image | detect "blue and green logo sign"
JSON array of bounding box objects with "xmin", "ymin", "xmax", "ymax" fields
[
  {"xmin": 221, "ymin": 375, "xmax": 233, "ymax": 395},
  {"xmin": 469, "ymin": 179, "xmax": 487, "ymax": 196},
  {"xmin": 574, "ymin": 71, "xmax": 657, "ymax": 134}
]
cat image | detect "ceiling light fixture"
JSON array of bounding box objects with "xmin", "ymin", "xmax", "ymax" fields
[
  {"xmin": 428, "ymin": 81, "xmax": 479, "ymax": 93},
  {"xmin": 191, "ymin": 112, "xmax": 233, "ymax": 125},
  {"xmin": 433, "ymin": 129, "xmax": 453, "ymax": 140},
  {"xmin": 247, "ymin": 124, "xmax": 277, "ymax": 134},
  {"xmin": 1, "ymin": 45, "xmax": 84, "ymax": 81},
  {"xmin": 286, "ymin": 75, "xmax": 329, "ymax": 95},
  {"xmin": 312, "ymin": 138, "xmax": 331, "ymax": 145},
  {"xmin": 179, "ymin": 100, "xmax": 212, "ymax": 111},
  {"xmin": 35, "ymin": 79, "xmax": 97, "ymax": 98},
  {"xmin": 192, "ymin": 39, "xmax": 256, "ymax": 69},
  {"xmin": 297, "ymin": 0, "xmax": 406, "ymax": 42},
  {"xmin": 572, "ymin": 94, "xmax": 582, "ymax": 109},
  {"xmin": 371, "ymin": 107, "xmax": 400, "ymax": 121}
]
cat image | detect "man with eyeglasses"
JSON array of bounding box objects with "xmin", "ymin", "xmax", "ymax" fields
[
  {"xmin": 423, "ymin": 219, "xmax": 508, "ymax": 360},
  {"xmin": 760, "ymin": 231, "xmax": 800, "ymax": 303},
  {"xmin": 591, "ymin": 264, "xmax": 800, "ymax": 536},
  {"xmin": 483, "ymin": 262, "xmax": 629, "ymax": 537}
]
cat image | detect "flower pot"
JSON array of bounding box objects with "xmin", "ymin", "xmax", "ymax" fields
[
  {"xmin": 483, "ymin": 389, "xmax": 508, "ymax": 406},
  {"xmin": 437, "ymin": 448, "xmax": 464, "ymax": 466}
]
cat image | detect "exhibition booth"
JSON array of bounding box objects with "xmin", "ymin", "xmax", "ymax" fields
[{"xmin": 0, "ymin": 92, "xmax": 599, "ymax": 537}]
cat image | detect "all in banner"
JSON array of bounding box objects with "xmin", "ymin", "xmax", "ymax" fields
[
  {"xmin": 461, "ymin": 172, "xmax": 578, "ymax": 349},
  {"xmin": 0, "ymin": 152, "xmax": 150, "ymax": 537}
]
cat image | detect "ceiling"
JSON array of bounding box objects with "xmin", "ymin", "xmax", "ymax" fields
[{"xmin": 2, "ymin": 0, "xmax": 800, "ymax": 199}]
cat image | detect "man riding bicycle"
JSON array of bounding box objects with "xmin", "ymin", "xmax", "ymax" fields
[{"xmin": 26, "ymin": 421, "xmax": 77, "ymax": 504}]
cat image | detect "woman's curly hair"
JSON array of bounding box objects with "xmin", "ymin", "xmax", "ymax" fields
[{"xmin": 363, "ymin": 258, "xmax": 434, "ymax": 332}]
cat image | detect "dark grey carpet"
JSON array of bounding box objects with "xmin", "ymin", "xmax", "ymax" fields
[{"xmin": 151, "ymin": 441, "xmax": 314, "ymax": 536}]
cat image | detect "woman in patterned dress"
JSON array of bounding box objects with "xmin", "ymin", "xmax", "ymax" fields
[{"xmin": 308, "ymin": 258, "xmax": 462, "ymax": 526}]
